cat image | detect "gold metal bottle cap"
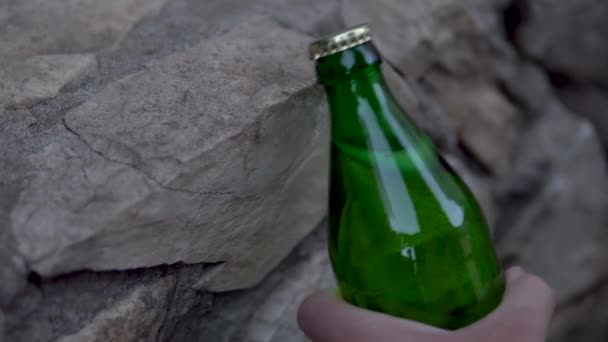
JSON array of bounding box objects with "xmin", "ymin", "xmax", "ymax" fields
[{"xmin": 309, "ymin": 24, "xmax": 372, "ymax": 60}]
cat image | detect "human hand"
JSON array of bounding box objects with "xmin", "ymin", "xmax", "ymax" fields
[{"xmin": 298, "ymin": 267, "xmax": 555, "ymax": 342}]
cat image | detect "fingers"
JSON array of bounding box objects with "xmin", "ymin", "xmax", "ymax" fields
[
  {"xmin": 462, "ymin": 267, "xmax": 556, "ymax": 342},
  {"xmin": 297, "ymin": 290, "xmax": 446, "ymax": 342}
]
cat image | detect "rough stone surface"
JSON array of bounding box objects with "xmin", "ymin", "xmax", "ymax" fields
[
  {"xmin": 0, "ymin": 309, "xmax": 4, "ymax": 342},
  {"xmin": 179, "ymin": 225, "xmax": 334, "ymax": 342},
  {"xmin": 497, "ymin": 101, "xmax": 608, "ymax": 303},
  {"xmin": 548, "ymin": 281, "xmax": 608, "ymax": 342},
  {"xmin": 513, "ymin": 0, "xmax": 608, "ymax": 152},
  {"xmin": 0, "ymin": 0, "xmax": 168, "ymax": 59},
  {"xmin": 0, "ymin": 54, "xmax": 97, "ymax": 109},
  {"xmin": 553, "ymin": 81, "xmax": 608, "ymax": 150},
  {"xmin": 5, "ymin": 262, "xmax": 216, "ymax": 342},
  {"xmin": 56, "ymin": 276, "xmax": 175, "ymax": 342},
  {"xmin": 8, "ymin": 17, "xmax": 328, "ymax": 293},
  {"xmin": 516, "ymin": 0, "xmax": 608, "ymax": 86},
  {"xmin": 423, "ymin": 72, "xmax": 520, "ymax": 176}
]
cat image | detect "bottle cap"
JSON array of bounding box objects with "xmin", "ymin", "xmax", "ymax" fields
[{"xmin": 309, "ymin": 24, "xmax": 372, "ymax": 60}]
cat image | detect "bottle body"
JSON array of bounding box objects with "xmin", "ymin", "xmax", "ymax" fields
[{"xmin": 321, "ymin": 43, "xmax": 504, "ymax": 329}]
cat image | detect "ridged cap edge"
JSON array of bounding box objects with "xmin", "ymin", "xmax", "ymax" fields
[{"xmin": 309, "ymin": 24, "xmax": 372, "ymax": 60}]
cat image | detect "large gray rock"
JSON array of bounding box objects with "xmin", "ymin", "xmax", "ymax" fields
[
  {"xmin": 258, "ymin": 0, "xmax": 343, "ymax": 37},
  {"xmin": 517, "ymin": 0, "xmax": 608, "ymax": 87},
  {"xmin": 554, "ymin": 84, "xmax": 608, "ymax": 150},
  {"xmin": 0, "ymin": 0, "xmax": 167, "ymax": 60},
  {"xmin": 423, "ymin": 72, "xmax": 520, "ymax": 176},
  {"xmin": 0, "ymin": 309, "xmax": 4, "ymax": 342},
  {"xmin": 548, "ymin": 281, "xmax": 608, "ymax": 342},
  {"xmin": 7, "ymin": 17, "xmax": 328, "ymax": 292},
  {"xmin": 0, "ymin": 0, "xmax": 166, "ymax": 110},
  {"xmin": 240, "ymin": 233, "xmax": 333, "ymax": 342},
  {"xmin": 0, "ymin": 54, "xmax": 97, "ymax": 109},
  {"xmin": 183, "ymin": 225, "xmax": 335, "ymax": 342},
  {"xmin": 498, "ymin": 100, "xmax": 608, "ymax": 303},
  {"xmin": 56, "ymin": 276, "xmax": 175, "ymax": 342},
  {"xmin": 514, "ymin": 0, "xmax": 608, "ymax": 155}
]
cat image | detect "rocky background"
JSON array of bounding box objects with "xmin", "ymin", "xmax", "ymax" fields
[{"xmin": 1, "ymin": 0, "xmax": 607, "ymax": 341}]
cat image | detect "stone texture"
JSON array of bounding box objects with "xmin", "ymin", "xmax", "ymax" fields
[
  {"xmin": 0, "ymin": 54, "xmax": 97, "ymax": 109},
  {"xmin": 554, "ymin": 82, "xmax": 608, "ymax": 150},
  {"xmin": 513, "ymin": 0, "xmax": 608, "ymax": 157},
  {"xmin": 423, "ymin": 72, "xmax": 520, "ymax": 176},
  {"xmin": 0, "ymin": 183, "xmax": 28, "ymax": 309},
  {"xmin": 8, "ymin": 17, "xmax": 328, "ymax": 293},
  {"xmin": 0, "ymin": 309, "xmax": 4, "ymax": 342},
  {"xmin": 497, "ymin": 100, "xmax": 608, "ymax": 303},
  {"xmin": 5, "ymin": 262, "xmax": 214, "ymax": 342},
  {"xmin": 0, "ymin": 246, "xmax": 26, "ymax": 308},
  {"xmin": 548, "ymin": 281, "xmax": 608, "ymax": 342},
  {"xmin": 0, "ymin": 0, "xmax": 168, "ymax": 60},
  {"xmin": 56, "ymin": 276, "xmax": 175, "ymax": 342},
  {"xmin": 258, "ymin": 0, "xmax": 343, "ymax": 37},
  {"xmin": 183, "ymin": 225, "xmax": 334, "ymax": 342},
  {"xmin": 516, "ymin": 0, "xmax": 608, "ymax": 87},
  {"xmin": 238, "ymin": 235, "xmax": 334, "ymax": 342}
]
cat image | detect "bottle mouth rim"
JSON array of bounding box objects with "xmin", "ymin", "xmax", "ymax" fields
[{"xmin": 309, "ymin": 24, "xmax": 372, "ymax": 60}]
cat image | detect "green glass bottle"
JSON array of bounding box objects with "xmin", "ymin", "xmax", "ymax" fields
[{"xmin": 310, "ymin": 25, "xmax": 504, "ymax": 330}]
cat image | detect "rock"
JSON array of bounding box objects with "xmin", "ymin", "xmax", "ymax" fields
[
  {"xmin": 8, "ymin": 17, "xmax": 328, "ymax": 292},
  {"xmin": 0, "ymin": 54, "xmax": 97, "ymax": 109},
  {"xmin": 56, "ymin": 276, "xmax": 175, "ymax": 342},
  {"xmin": 495, "ymin": 60, "xmax": 554, "ymax": 116},
  {"xmin": 185, "ymin": 225, "xmax": 335, "ymax": 342},
  {"xmin": 0, "ymin": 246, "xmax": 27, "ymax": 308},
  {"xmin": 0, "ymin": 176, "xmax": 28, "ymax": 308},
  {"xmin": 548, "ymin": 281, "xmax": 608, "ymax": 342},
  {"xmin": 423, "ymin": 72, "xmax": 520, "ymax": 176},
  {"xmin": 0, "ymin": 309, "xmax": 4, "ymax": 342},
  {"xmin": 259, "ymin": 0, "xmax": 343, "ymax": 37},
  {"xmin": 0, "ymin": 0, "xmax": 168, "ymax": 60},
  {"xmin": 516, "ymin": 0, "xmax": 608, "ymax": 87},
  {"xmin": 5, "ymin": 263, "xmax": 213, "ymax": 342},
  {"xmin": 512, "ymin": 0, "xmax": 608, "ymax": 154},
  {"xmin": 554, "ymin": 85, "xmax": 608, "ymax": 150},
  {"xmin": 237, "ymin": 229, "xmax": 334, "ymax": 342},
  {"xmin": 497, "ymin": 100, "xmax": 608, "ymax": 303}
]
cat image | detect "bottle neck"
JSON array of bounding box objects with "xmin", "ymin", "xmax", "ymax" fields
[{"xmin": 316, "ymin": 44, "xmax": 424, "ymax": 151}]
